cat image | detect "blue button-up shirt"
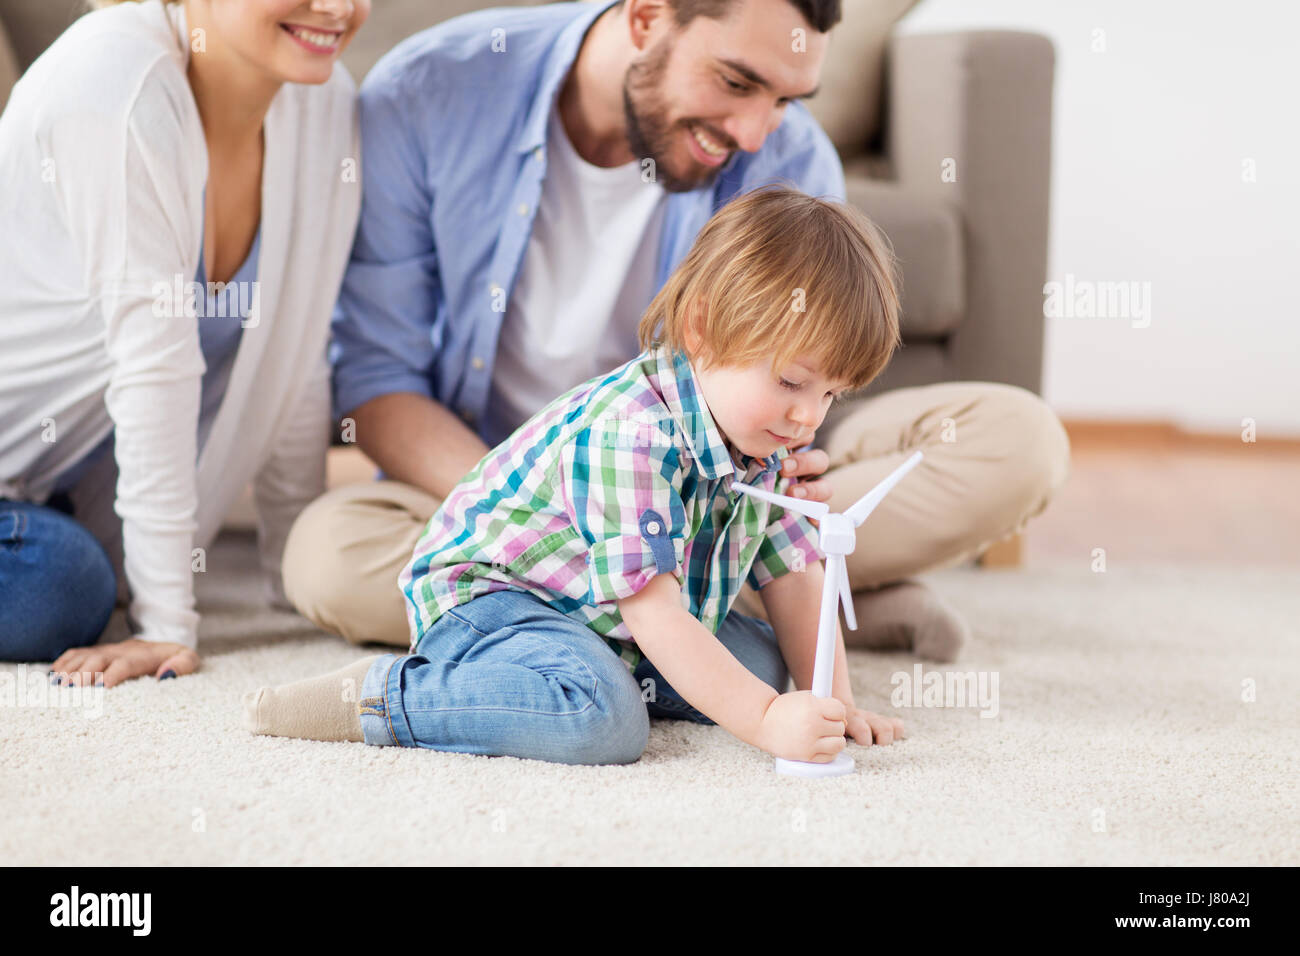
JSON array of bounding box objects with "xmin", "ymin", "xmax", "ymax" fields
[{"xmin": 332, "ymin": 0, "xmax": 847, "ymax": 448}]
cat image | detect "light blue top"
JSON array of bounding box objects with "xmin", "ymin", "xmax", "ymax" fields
[
  {"xmin": 328, "ymin": 0, "xmax": 846, "ymax": 449},
  {"xmin": 194, "ymin": 226, "xmax": 261, "ymax": 451},
  {"xmin": 51, "ymin": 225, "xmax": 260, "ymax": 493}
]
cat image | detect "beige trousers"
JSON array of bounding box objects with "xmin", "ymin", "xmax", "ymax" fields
[{"xmin": 282, "ymin": 382, "xmax": 1070, "ymax": 647}]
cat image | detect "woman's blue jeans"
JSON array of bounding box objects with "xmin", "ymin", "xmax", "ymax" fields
[
  {"xmin": 0, "ymin": 498, "xmax": 117, "ymax": 662},
  {"xmin": 358, "ymin": 588, "xmax": 789, "ymax": 765}
]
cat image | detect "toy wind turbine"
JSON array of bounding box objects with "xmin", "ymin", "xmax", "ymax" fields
[{"xmin": 732, "ymin": 449, "xmax": 925, "ymax": 778}]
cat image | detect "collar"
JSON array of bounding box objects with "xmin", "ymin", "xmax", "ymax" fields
[
  {"xmin": 650, "ymin": 344, "xmax": 784, "ymax": 485},
  {"xmin": 165, "ymin": 0, "xmax": 191, "ymax": 68},
  {"xmin": 516, "ymin": 0, "xmax": 621, "ymax": 157}
]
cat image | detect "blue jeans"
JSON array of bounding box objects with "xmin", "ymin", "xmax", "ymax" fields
[
  {"xmin": 358, "ymin": 588, "xmax": 789, "ymax": 765},
  {"xmin": 0, "ymin": 498, "xmax": 117, "ymax": 662}
]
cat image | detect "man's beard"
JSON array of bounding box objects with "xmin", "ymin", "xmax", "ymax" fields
[{"xmin": 622, "ymin": 37, "xmax": 732, "ymax": 193}]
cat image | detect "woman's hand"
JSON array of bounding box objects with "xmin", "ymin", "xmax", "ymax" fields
[
  {"xmin": 780, "ymin": 446, "xmax": 833, "ymax": 509},
  {"xmin": 50, "ymin": 639, "xmax": 200, "ymax": 688}
]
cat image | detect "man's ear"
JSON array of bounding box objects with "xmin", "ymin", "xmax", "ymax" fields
[{"xmin": 627, "ymin": 0, "xmax": 674, "ymax": 52}]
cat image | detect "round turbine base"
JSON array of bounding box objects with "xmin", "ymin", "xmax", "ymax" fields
[{"xmin": 774, "ymin": 751, "xmax": 855, "ymax": 778}]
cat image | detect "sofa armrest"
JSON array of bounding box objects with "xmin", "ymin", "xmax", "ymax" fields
[
  {"xmin": 844, "ymin": 173, "xmax": 966, "ymax": 341},
  {"xmin": 886, "ymin": 30, "xmax": 1055, "ymax": 393}
]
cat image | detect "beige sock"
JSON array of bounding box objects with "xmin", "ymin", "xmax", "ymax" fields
[
  {"xmin": 846, "ymin": 579, "xmax": 969, "ymax": 663},
  {"xmin": 241, "ymin": 656, "xmax": 379, "ymax": 742}
]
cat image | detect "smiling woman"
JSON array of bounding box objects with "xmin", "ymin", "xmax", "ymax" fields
[
  {"xmin": 92, "ymin": 0, "xmax": 366, "ymax": 85},
  {"xmin": 282, "ymin": 22, "xmax": 346, "ymax": 52},
  {"xmin": 0, "ymin": 0, "xmax": 369, "ymax": 685}
]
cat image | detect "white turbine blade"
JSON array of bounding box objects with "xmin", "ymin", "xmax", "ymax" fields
[
  {"xmin": 836, "ymin": 557, "xmax": 857, "ymax": 631},
  {"xmin": 844, "ymin": 450, "xmax": 924, "ymax": 527},
  {"xmin": 730, "ymin": 480, "xmax": 830, "ymax": 521}
]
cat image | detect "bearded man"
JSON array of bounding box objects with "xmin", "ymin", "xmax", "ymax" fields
[{"xmin": 283, "ymin": 0, "xmax": 1070, "ymax": 664}]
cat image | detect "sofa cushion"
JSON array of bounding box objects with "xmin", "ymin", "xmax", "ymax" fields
[
  {"xmin": 805, "ymin": 0, "xmax": 919, "ymax": 157},
  {"xmin": 845, "ymin": 162, "xmax": 965, "ymax": 340}
]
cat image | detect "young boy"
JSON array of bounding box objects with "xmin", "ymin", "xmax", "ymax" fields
[{"xmin": 244, "ymin": 185, "xmax": 905, "ymax": 765}]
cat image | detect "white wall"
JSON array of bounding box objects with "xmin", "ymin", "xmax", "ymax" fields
[{"xmin": 896, "ymin": 0, "xmax": 1300, "ymax": 437}]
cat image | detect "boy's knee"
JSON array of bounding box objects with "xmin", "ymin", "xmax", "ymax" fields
[{"xmin": 568, "ymin": 673, "xmax": 649, "ymax": 765}]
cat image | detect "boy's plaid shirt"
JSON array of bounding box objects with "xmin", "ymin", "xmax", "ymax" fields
[{"xmin": 399, "ymin": 344, "xmax": 824, "ymax": 669}]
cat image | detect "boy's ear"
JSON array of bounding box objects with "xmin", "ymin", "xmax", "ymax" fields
[{"xmin": 683, "ymin": 301, "xmax": 707, "ymax": 361}]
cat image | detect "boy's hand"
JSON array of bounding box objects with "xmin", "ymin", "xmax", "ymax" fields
[
  {"xmin": 844, "ymin": 706, "xmax": 905, "ymax": 746},
  {"xmin": 755, "ymin": 690, "xmax": 848, "ymax": 763}
]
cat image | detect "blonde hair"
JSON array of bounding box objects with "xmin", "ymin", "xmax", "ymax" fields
[{"xmin": 638, "ymin": 185, "xmax": 901, "ymax": 397}]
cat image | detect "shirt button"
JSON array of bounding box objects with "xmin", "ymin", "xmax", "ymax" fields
[
  {"xmin": 646, "ymin": 520, "xmax": 661, "ymax": 535},
  {"xmin": 533, "ymin": 146, "xmax": 543, "ymax": 162},
  {"xmin": 517, "ymin": 203, "xmax": 529, "ymax": 216},
  {"xmin": 471, "ymin": 356, "xmax": 485, "ymax": 371}
]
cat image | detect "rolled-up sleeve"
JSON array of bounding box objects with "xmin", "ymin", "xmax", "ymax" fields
[
  {"xmin": 559, "ymin": 419, "xmax": 689, "ymax": 606},
  {"xmin": 330, "ymin": 68, "xmax": 442, "ymax": 420}
]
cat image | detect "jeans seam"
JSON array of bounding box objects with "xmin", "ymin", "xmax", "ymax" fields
[{"xmin": 382, "ymin": 655, "xmax": 401, "ymax": 745}]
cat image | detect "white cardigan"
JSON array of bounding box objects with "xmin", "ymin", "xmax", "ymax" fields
[{"xmin": 0, "ymin": 1, "xmax": 361, "ymax": 648}]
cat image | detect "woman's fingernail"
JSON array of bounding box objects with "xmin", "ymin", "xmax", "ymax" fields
[
  {"xmin": 793, "ymin": 486, "xmax": 806, "ymax": 497},
  {"xmin": 784, "ymin": 459, "xmax": 796, "ymax": 472},
  {"xmin": 159, "ymin": 670, "xmax": 176, "ymax": 680}
]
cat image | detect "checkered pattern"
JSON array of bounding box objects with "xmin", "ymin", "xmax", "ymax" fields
[{"xmin": 399, "ymin": 344, "xmax": 824, "ymax": 669}]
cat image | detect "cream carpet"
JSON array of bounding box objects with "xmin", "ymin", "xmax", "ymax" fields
[{"xmin": 3, "ymin": 531, "xmax": 1296, "ymax": 866}]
